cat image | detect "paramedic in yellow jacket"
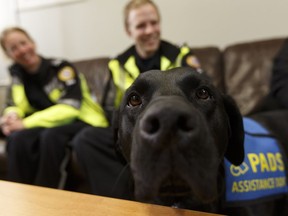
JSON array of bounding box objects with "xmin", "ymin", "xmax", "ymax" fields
[
  {"xmin": 72, "ymin": 0, "xmax": 202, "ymax": 199},
  {"xmin": 0, "ymin": 27, "xmax": 108, "ymax": 188}
]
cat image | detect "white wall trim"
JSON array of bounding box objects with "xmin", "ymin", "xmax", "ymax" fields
[{"xmin": 17, "ymin": 0, "xmax": 85, "ymax": 11}]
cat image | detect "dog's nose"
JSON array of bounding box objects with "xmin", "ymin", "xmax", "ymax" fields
[
  {"xmin": 139, "ymin": 99, "xmax": 197, "ymax": 148},
  {"xmin": 141, "ymin": 111, "xmax": 193, "ymax": 134}
]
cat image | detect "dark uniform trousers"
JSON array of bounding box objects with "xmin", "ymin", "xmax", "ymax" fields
[
  {"xmin": 72, "ymin": 126, "xmax": 133, "ymax": 199},
  {"xmin": 6, "ymin": 120, "xmax": 88, "ymax": 188}
]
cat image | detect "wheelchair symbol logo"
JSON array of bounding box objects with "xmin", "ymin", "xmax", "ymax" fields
[{"xmin": 230, "ymin": 162, "xmax": 249, "ymax": 176}]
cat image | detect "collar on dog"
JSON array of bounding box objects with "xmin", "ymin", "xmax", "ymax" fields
[{"xmin": 224, "ymin": 117, "xmax": 288, "ymax": 206}]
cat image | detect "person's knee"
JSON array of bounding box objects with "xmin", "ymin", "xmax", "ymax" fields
[
  {"xmin": 40, "ymin": 127, "xmax": 58, "ymax": 140},
  {"xmin": 39, "ymin": 128, "xmax": 66, "ymax": 152},
  {"xmin": 6, "ymin": 131, "xmax": 28, "ymax": 153},
  {"xmin": 71, "ymin": 126, "xmax": 111, "ymax": 157},
  {"xmin": 70, "ymin": 127, "xmax": 92, "ymax": 154}
]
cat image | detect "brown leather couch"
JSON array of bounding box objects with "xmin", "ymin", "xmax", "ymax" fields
[{"xmin": 0, "ymin": 37, "xmax": 286, "ymax": 193}]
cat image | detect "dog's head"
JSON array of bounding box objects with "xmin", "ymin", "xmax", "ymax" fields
[{"xmin": 114, "ymin": 67, "xmax": 244, "ymax": 210}]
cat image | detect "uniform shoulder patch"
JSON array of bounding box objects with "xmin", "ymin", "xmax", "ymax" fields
[
  {"xmin": 58, "ymin": 66, "xmax": 76, "ymax": 82},
  {"xmin": 186, "ymin": 55, "xmax": 201, "ymax": 68}
]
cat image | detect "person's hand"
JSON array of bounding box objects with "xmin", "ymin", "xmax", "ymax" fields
[
  {"xmin": 2, "ymin": 118, "xmax": 25, "ymax": 135},
  {"xmin": 0, "ymin": 113, "xmax": 24, "ymax": 136},
  {"xmin": 0, "ymin": 112, "xmax": 19, "ymax": 125}
]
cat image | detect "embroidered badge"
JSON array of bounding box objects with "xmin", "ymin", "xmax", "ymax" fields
[
  {"xmin": 58, "ymin": 66, "xmax": 75, "ymax": 82},
  {"xmin": 186, "ymin": 55, "xmax": 201, "ymax": 68}
]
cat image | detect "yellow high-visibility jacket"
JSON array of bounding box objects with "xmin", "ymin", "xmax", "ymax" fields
[{"xmin": 4, "ymin": 57, "xmax": 108, "ymax": 128}]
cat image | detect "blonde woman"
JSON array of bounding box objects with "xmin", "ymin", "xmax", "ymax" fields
[{"xmin": 0, "ymin": 27, "xmax": 108, "ymax": 188}]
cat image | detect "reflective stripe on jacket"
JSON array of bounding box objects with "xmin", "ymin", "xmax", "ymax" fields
[
  {"xmin": 4, "ymin": 75, "xmax": 108, "ymax": 128},
  {"xmin": 78, "ymin": 74, "xmax": 108, "ymax": 127}
]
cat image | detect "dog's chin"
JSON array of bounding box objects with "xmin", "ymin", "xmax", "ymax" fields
[
  {"xmin": 156, "ymin": 176, "xmax": 193, "ymax": 207},
  {"xmin": 136, "ymin": 174, "xmax": 218, "ymax": 209}
]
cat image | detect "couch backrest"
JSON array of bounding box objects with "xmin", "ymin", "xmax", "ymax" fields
[
  {"xmin": 0, "ymin": 85, "xmax": 7, "ymax": 116},
  {"xmin": 72, "ymin": 39, "xmax": 286, "ymax": 116},
  {"xmin": 192, "ymin": 46, "xmax": 224, "ymax": 92},
  {"xmin": 72, "ymin": 46, "xmax": 224, "ymax": 103},
  {"xmin": 223, "ymin": 38, "xmax": 285, "ymax": 115},
  {"xmin": 73, "ymin": 57, "xmax": 110, "ymax": 105}
]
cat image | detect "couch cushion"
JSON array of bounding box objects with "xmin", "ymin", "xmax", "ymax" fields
[{"xmin": 223, "ymin": 38, "xmax": 285, "ymax": 115}]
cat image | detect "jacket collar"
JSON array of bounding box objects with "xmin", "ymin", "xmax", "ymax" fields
[{"xmin": 116, "ymin": 40, "xmax": 180, "ymax": 66}]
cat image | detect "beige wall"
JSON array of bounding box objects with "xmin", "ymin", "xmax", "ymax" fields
[
  {"xmin": 1, "ymin": 0, "xmax": 288, "ymax": 81},
  {"xmin": 0, "ymin": 0, "xmax": 17, "ymax": 84}
]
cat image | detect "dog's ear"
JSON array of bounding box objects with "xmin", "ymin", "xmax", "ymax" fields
[{"xmin": 223, "ymin": 95, "xmax": 245, "ymax": 166}]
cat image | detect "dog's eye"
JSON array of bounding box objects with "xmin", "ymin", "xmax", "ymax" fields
[
  {"xmin": 196, "ymin": 88, "xmax": 210, "ymax": 100},
  {"xmin": 128, "ymin": 94, "xmax": 142, "ymax": 107}
]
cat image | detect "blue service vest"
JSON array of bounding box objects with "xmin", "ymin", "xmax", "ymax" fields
[{"xmin": 224, "ymin": 117, "xmax": 288, "ymax": 205}]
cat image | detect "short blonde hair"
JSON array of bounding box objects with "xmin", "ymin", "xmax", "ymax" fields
[
  {"xmin": 0, "ymin": 27, "xmax": 34, "ymax": 52},
  {"xmin": 124, "ymin": 0, "xmax": 160, "ymax": 30}
]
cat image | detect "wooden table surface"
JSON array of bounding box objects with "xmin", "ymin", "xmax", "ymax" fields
[{"xmin": 0, "ymin": 180, "xmax": 224, "ymax": 216}]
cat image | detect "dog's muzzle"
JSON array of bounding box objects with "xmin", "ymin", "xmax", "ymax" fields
[{"xmin": 130, "ymin": 96, "xmax": 219, "ymax": 205}]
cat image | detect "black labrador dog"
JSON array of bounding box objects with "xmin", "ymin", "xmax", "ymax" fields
[{"xmin": 114, "ymin": 67, "xmax": 288, "ymax": 215}]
